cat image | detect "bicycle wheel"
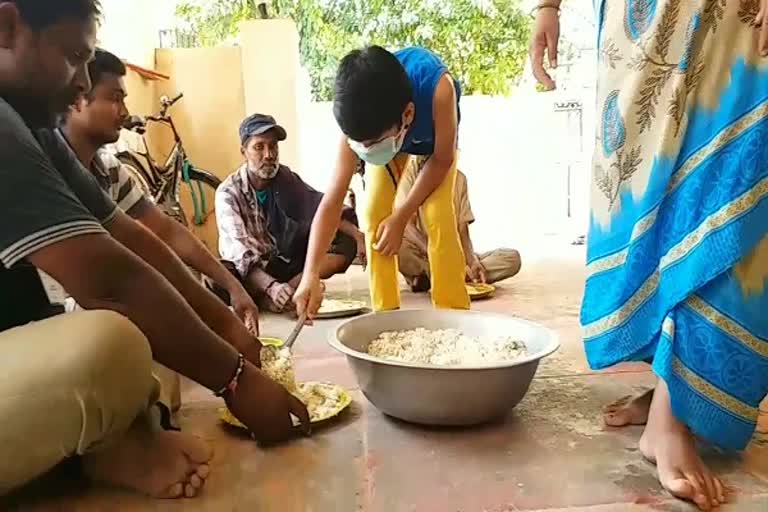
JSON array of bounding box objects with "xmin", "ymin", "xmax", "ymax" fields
[{"xmin": 120, "ymin": 152, "xmax": 190, "ymax": 228}]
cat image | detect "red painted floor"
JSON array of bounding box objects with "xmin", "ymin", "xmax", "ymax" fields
[{"xmin": 5, "ymin": 257, "xmax": 768, "ymax": 511}]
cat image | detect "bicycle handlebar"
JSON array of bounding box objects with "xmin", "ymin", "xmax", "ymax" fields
[
  {"xmin": 160, "ymin": 93, "xmax": 184, "ymax": 108},
  {"xmin": 158, "ymin": 92, "xmax": 184, "ymax": 117},
  {"xmin": 121, "ymin": 114, "xmax": 168, "ymax": 135},
  {"xmin": 122, "ymin": 93, "xmax": 184, "ymax": 134}
]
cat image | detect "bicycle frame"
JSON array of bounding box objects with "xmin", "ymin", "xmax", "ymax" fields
[
  {"xmin": 125, "ymin": 126, "xmax": 188, "ymax": 226},
  {"xmin": 120, "ymin": 94, "xmax": 217, "ymax": 226}
]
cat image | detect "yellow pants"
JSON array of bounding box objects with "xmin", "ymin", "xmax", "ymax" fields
[
  {"xmin": 0, "ymin": 311, "xmax": 159, "ymax": 494},
  {"xmin": 364, "ymin": 153, "xmax": 470, "ymax": 311}
]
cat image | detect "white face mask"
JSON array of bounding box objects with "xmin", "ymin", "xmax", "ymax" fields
[{"xmin": 348, "ymin": 126, "xmax": 407, "ymax": 166}]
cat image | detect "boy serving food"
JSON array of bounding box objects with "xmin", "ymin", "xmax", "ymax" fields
[{"xmin": 294, "ymin": 46, "xmax": 470, "ymax": 316}]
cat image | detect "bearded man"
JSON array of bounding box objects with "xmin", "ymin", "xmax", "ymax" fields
[{"xmin": 215, "ymin": 114, "xmax": 363, "ymax": 313}]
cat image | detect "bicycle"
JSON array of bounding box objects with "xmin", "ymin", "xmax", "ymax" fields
[{"xmin": 119, "ymin": 93, "xmax": 221, "ymax": 227}]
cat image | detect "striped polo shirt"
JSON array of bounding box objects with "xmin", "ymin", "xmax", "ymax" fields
[
  {"xmin": 0, "ymin": 99, "xmax": 117, "ymax": 330},
  {"xmin": 55, "ymin": 128, "xmax": 147, "ymax": 216}
]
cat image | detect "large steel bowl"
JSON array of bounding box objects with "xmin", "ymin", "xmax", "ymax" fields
[{"xmin": 330, "ymin": 309, "xmax": 559, "ymax": 426}]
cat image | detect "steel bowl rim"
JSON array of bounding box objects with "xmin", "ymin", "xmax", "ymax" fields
[{"xmin": 328, "ymin": 309, "xmax": 560, "ymax": 371}]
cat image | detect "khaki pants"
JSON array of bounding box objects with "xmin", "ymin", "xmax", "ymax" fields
[
  {"xmin": 66, "ymin": 298, "xmax": 181, "ymax": 412},
  {"xmin": 400, "ymin": 243, "xmax": 522, "ymax": 285},
  {"xmin": 0, "ymin": 311, "xmax": 158, "ymax": 494}
]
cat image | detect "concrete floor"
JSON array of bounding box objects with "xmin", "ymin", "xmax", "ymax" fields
[{"xmin": 5, "ymin": 255, "xmax": 768, "ymax": 511}]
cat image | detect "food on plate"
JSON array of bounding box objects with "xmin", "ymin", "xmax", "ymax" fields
[
  {"xmin": 297, "ymin": 381, "xmax": 349, "ymax": 421},
  {"xmin": 367, "ymin": 328, "xmax": 526, "ymax": 366},
  {"xmin": 466, "ymin": 283, "xmax": 495, "ymax": 295},
  {"xmin": 466, "ymin": 283, "xmax": 496, "ymax": 299},
  {"xmin": 260, "ymin": 345, "xmax": 299, "ymax": 394},
  {"xmin": 318, "ymin": 298, "xmax": 367, "ymax": 315},
  {"xmin": 220, "ymin": 344, "xmax": 351, "ymax": 428}
]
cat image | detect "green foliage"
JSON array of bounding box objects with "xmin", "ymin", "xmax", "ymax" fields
[{"xmin": 175, "ymin": 0, "xmax": 531, "ymax": 101}]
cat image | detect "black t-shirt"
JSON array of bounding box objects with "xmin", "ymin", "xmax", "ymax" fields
[{"xmin": 0, "ymin": 98, "xmax": 117, "ymax": 331}]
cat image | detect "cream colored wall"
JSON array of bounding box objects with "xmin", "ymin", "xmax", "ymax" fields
[
  {"xmin": 240, "ymin": 20, "xmax": 301, "ymax": 171},
  {"xmin": 120, "ymin": 20, "xmax": 304, "ymax": 253},
  {"xmin": 123, "ymin": 72, "xmax": 157, "ymax": 121},
  {"xmin": 150, "ymin": 48, "xmax": 247, "ymax": 251},
  {"xmin": 153, "ymin": 48, "xmax": 246, "ymax": 176}
]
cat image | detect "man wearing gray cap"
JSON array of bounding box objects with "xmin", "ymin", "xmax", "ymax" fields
[{"xmin": 215, "ymin": 114, "xmax": 364, "ymax": 313}]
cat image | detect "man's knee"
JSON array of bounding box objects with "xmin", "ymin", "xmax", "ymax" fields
[
  {"xmin": 0, "ymin": 312, "xmax": 155, "ymax": 492},
  {"xmin": 64, "ymin": 311, "xmax": 155, "ymax": 412},
  {"xmin": 326, "ymin": 233, "xmax": 356, "ymax": 275},
  {"xmin": 511, "ymin": 249, "xmax": 522, "ymax": 268},
  {"xmin": 72, "ymin": 311, "xmax": 152, "ymax": 373},
  {"xmin": 502, "ymin": 249, "xmax": 522, "ymax": 273},
  {"xmin": 482, "ymin": 248, "xmax": 522, "ymax": 283}
]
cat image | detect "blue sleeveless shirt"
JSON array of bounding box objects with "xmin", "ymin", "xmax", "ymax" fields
[{"xmin": 394, "ymin": 47, "xmax": 461, "ymax": 156}]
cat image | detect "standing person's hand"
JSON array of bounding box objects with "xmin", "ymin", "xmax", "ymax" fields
[
  {"xmin": 373, "ymin": 212, "xmax": 408, "ymax": 256},
  {"xmin": 757, "ymin": 0, "xmax": 768, "ymax": 56},
  {"xmin": 266, "ymin": 282, "xmax": 295, "ymax": 312},
  {"xmin": 225, "ymin": 362, "xmax": 311, "ymax": 444},
  {"xmin": 293, "ymin": 274, "xmax": 325, "ymax": 322},
  {"xmin": 467, "ymin": 256, "xmax": 487, "ymax": 284},
  {"xmin": 530, "ymin": 5, "xmax": 561, "ymax": 90}
]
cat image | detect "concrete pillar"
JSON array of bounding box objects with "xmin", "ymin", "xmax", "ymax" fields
[{"xmin": 239, "ymin": 19, "xmax": 302, "ymax": 171}]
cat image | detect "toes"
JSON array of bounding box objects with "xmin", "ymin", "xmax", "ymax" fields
[
  {"xmin": 189, "ymin": 474, "xmax": 204, "ymax": 490},
  {"xmin": 604, "ymin": 411, "xmax": 631, "ymax": 427},
  {"xmin": 701, "ymin": 473, "xmax": 719, "ymax": 508},
  {"xmin": 160, "ymin": 482, "xmax": 184, "ymax": 499},
  {"xmin": 664, "ymin": 476, "xmax": 699, "ymax": 503},
  {"xmin": 683, "ymin": 472, "xmax": 711, "ymax": 510},
  {"xmin": 713, "ymin": 477, "xmax": 726, "ymax": 504},
  {"xmin": 184, "ymin": 483, "xmax": 197, "ymax": 498},
  {"xmin": 196, "ymin": 463, "xmax": 211, "ymax": 480},
  {"xmin": 603, "ymin": 396, "xmax": 631, "ymax": 412}
]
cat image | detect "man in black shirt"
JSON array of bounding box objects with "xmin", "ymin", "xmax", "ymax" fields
[{"xmin": 0, "ymin": 0, "xmax": 308, "ymax": 499}]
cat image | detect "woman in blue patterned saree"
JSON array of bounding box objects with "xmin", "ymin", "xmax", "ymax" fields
[{"xmin": 531, "ymin": 1, "xmax": 768, "ymax": 510}]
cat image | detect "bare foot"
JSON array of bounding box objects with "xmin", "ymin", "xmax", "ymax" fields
[
  {"xmin": 82, "ymin": 428, "xmax": 213, "ymax": 499},
  {"xmin": 603, "ymin": 389, "xmax": 653, "ymax": 427},
  {"xmin": 639, "ymin": 379, "xmax": 725, "ymax": 510}
]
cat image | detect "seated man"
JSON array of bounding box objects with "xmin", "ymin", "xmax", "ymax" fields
[
  {"xmin": 58, "ymin": 49, "xmax": 260, "ymax": 331},
  {"xmin": 397, "ymin": 167, "xmax": 521, "ymax": 292},
  {"xmin": 216, "ymin": 114, "xmax": 364, "ymax": 313},
  {"xmin": 0, "ymin": 2, "xmax": 307, "ymax": 499},
  {"xmin": 58, "ymin": 49, "xmax": 263, "ymax": 413}
]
